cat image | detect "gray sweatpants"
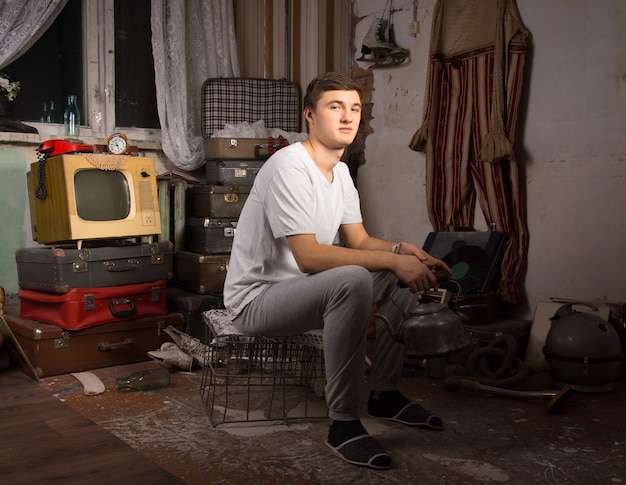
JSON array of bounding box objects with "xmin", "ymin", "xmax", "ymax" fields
[{"xmin": 232, "ymin": 265, "xmax": 418, "ymax": 421}]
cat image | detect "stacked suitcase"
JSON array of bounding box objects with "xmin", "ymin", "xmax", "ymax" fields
[
  {"xmin": 173, "ymin": 78, "xmax": 301, "ymax": 323},
  {"xmin": 10, "ymin": 242, "xmax": 186, "ymax": 378},
  {"xmin": 9, "ymin": 155, "xmax": 186, "ymax": 378}
]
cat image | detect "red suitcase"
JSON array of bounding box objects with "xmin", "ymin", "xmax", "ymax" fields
[{"xmin": 19, "ymin": 280, "xmax": 168, "ymax": 330}]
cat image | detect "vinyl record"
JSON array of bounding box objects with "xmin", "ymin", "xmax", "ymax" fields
[{"xmin": 442, "ymin": 245, "xmax": 490, "ymax": 293}]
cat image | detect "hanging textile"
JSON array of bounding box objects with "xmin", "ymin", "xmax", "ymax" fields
[
  {"xmin": 409, "ymin": 0, "xmax": 529, "ymax": 304},
  {"xmin": 0, "ymin": 0, "xmax": 67, "ymax": 69},
  {"xmin": 151, "ymin": 0, "xmax": 240, "ymax": 171}
]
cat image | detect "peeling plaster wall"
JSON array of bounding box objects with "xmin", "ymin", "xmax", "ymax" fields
[{"xmin": 353, "ymin": 0, "xmax": 626, "ymax": 318}]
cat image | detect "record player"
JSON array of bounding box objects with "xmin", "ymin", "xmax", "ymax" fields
[{"xmin": 422, "ymin": 228, "xmax": 506, "ymax": 295}]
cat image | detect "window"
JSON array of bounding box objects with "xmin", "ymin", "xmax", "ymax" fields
[{"xmin": 4, "ymin": 0, "xmax": 159, "ymax": 141}]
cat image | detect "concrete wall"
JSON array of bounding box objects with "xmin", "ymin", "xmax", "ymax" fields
[
  {"xmin": 354, "ymin": 0, "xmax": 626, "ymax": 318},
  {"xmin": 1, "ymin": 0, "xmax": 624, "ymax": 320}
]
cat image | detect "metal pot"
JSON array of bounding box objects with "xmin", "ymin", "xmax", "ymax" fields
[
  {"xmin": 376, "ymin": 302, "xmax": 470, "ymax": 358},
  {"xmin": 543, "ymin": 302, "xmax": 623, "ymax": 392}
]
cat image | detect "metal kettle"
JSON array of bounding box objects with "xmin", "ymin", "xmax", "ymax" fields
[{"xmin": 376, "ymin": 301, "xmax": 470, "ymax": 358}]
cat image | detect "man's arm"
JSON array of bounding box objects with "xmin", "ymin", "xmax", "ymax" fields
[{"xmin": 286, "ymin": 223, "xmax": 450, "ymax": 292}]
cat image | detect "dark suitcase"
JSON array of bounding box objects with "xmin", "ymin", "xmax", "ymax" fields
[
  {"xmin": 16, "ymin": 241, "xmax": 174, "ymax": 294},
  {"xmin": 175, "ymin": 251, "xmax": 229, "ymax": 294},
  {"xmin": 187, "ymin": 184, "xmax": 250, "ymax": 218},
  {"xmin": 204, "ymin": 159, "xmax": 264, "ymax": 186},
  {"xmin": 19, "ymin": 280, "xmax": 168, "ymax": 330},
  {"xmin": 1, "ymin": 312, "xmax": 185, "ymax": 379},
  {"xmin": 201, "ymin": 77, "xmax": 300, "ymax": 160},
  {"xmin": 167, "ymin": 287, "xmax": 224, "ymax": 339},
  {"xmin": 185, "ymin": 217, "xmax": 236, "ymax": 255}
]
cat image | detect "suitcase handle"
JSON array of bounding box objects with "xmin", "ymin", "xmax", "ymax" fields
[
  {"xmin": 104, "ymin": 260, "xmax": 140, "ymax": 272},
  {"xmin": 254, "ymin": 135, "xmax": 287, "ymax": 160},
  {"xmin": 109, "ymin": 298, "xmax": 137, "ymax": 317},
  {"xmin": 254, "ymin": 144, "xmax": 272, "ymax": 160},
  {"xmin": 99, "ymin": 338, "xmax": 135, "ymax": 351}
]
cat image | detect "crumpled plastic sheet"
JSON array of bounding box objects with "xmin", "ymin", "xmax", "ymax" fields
[{"xmin": 211, "ymin": 119, "xmax": 307, "ymax": 145}]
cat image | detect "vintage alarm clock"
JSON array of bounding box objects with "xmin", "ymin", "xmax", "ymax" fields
[{"xmin": 106, "ymin": 133, "xmax": 130, "ymax": 155}]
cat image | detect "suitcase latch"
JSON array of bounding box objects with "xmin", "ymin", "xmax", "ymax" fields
[
  {"xmin": 73, "ymin": 260, "xmax": 88, "ymax": 273},
  {"xmin": 84, "ymin": 294, "xmax": 95, "ymax": 311},
  {"xmin": 228, "ymin": 139, "xmax": 238, "ymax": 148},
  {"xmin": 151, "ymin": 254, "xmax": 164, "ymax": 265},
  {"xmin": 151, "ymin": 285, "xmax": 162, "ymax": 302},
  {"xmin": 223, "ymin": 193, "xmax": 239, "ymax": 203},
  {"xmin": 54, "ymin": 331, "xmax": 70, "ymax": 349},
  {"xmin": 150, "ymin": 243, "xmax": 164, "ymax": 265}
]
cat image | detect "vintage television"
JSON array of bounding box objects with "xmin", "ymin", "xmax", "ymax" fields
[{"xmin": 27, "ymin": 154, "xmax": 161, "ymax": 247}]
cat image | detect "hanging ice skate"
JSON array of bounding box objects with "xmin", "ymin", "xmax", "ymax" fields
[
  {"xmin": 357, "ymin": 17, "xmax": 392, "ymax": 64},
  {"xmin": 358, "ymin": 0, "xmax": 410, "ymax": 68}
]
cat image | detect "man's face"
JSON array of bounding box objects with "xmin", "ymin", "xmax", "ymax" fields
[{"xmin": 307, "ymin": 90, "xmax": 362, "ymax": 149}]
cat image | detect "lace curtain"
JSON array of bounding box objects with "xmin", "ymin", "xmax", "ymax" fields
[
  {"xmin": 151, "ymin": 0, "xmax": 240, "ymax": 171},
  {"xmin": 0, "ymin": 0, "xmax": 67, "ymax": 69}
]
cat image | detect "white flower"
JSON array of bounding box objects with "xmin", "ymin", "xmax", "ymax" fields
[{"xmin": 0, "ymin": 74, "xmax": 20, "ymax": 102}]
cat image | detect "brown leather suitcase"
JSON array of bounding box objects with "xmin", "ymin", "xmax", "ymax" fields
[
  {"xmin": 1, "ymin": 312, "xmax": 185, "ymax": 379},
  {"xmin": 204, "ymin": 137, "xmax": 288, "ymax": 160}
]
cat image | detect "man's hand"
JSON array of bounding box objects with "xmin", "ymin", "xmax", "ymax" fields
[{"xmin": 393, "ymin": 242, "xmax": 452, "ymax": 293}]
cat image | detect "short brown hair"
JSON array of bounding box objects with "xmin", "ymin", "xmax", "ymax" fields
[{"xmin": 303, "ymin": 72, "xmax": 362, "ymax": 111}]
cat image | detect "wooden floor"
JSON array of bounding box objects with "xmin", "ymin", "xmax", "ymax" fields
[
  {"xmin": 1, "ymin": 307, "xmax": 626, "ymax": 485},
  {"xmin": 2, "ymin": 356, "xmax": 626, "ymax": 484},
  {"xmin": 0, "ymin": 367, "xmax": 183, "ymax": 485}
]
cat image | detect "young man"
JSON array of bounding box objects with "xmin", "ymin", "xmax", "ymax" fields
[{"xmin": 223, "ymin": 72, "xmax": 450, "ymax": 470}]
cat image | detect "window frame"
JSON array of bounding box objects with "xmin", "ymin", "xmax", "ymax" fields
[{"xmin": 1, "ymin": 0, "xmax": 161, "ymax": 146}]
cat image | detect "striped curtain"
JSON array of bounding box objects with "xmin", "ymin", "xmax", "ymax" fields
[
  {"xmin": 234, "ymin": 0, "xmax": 351, "ymax": 96},
  {"xmin": 410, "ymin": 0, "xmax": 529, "ymax": 305}
]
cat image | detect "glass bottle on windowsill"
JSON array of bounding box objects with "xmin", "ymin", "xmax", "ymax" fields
[
  {"xmin": 64, "ymin": 94, "xmax": 80, "ymax": 137},
  {"xmin": 115, "ymin": 368, "xmax": 170, "ymax": 391},
  {"xmin": 47, "ymin": 100, "xmax": 59, "ymax": 123},
  {"xmin": 40, "ymin": 102, "xmax": 48, "ymax": 123}
]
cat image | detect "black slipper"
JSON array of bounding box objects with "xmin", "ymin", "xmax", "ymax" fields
[
  {"xmin": 326, "ymin": 434, "xmax": 392, "ymax": 470},
  {"xmin": 369, "ymin": 402, "xmax": 443, "ymax": 430}
]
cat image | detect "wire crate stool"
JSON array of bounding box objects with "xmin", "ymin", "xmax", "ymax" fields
[{"xmin": 200, "ymin": 309, "xmax": 327, "ymax": 427}]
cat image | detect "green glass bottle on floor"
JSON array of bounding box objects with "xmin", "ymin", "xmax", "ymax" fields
[{"xmin": 115, "ymin": 368, "xmax": 170, "ymax": 391}]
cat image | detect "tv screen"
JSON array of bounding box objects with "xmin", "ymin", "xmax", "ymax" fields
[{"xmin": 74, "ymin": 169, "xmax": 131, "ymax": 221}]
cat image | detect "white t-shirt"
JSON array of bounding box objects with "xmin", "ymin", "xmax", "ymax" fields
[{"xmin": 223, "ymin": 142, "xmax": 363, "ymax": 316}]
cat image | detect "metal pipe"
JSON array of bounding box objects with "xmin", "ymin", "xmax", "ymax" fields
[{"xmin": 444, "ymin": 376, "xmax": 575, "ymax": 413}]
